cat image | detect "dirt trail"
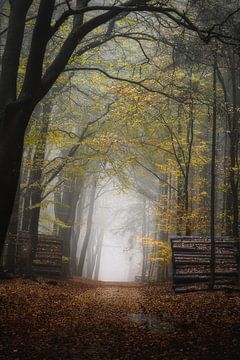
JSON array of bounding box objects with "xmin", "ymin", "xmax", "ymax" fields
[{"xmin": 0, "ymin": 278, "xmax": 239, "ymax": 359}]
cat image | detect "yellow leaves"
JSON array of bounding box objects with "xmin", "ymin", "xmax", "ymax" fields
[
  {"xmin": 62, "ymin": 256, "xmax": 70, "ymax": 263},
  {"xmin": 231, "ymin": 166, "xmax": 240, "ymax": 173},
  {"xmin": 25, "ymin": 130, "xmax": 43, "ymax": 146},
  {"xmin": 47, "ymin": 130, "xmax": 66, "ymax": 145},
  {"xmin": 134, "ymin": 235, "xmax": 172, "ymax": 265},
  {"xmin": 40, "ymin": 213, "xmax": 70, "ymax": 229},
  {"xmin": 85, "ymin": 135, "xmax": 125, "ymax": 152},
  {"xmin": 218, "ymin": 183, "xmax": 231, "ymax": 192},
  {"xmin": 198, "ymin": 191, "xmax": 208, "ymax": 197}
]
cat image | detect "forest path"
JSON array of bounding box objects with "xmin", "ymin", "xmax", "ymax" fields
[
  {"xmin": 0, "ymin": 278, "xmax": 239, "ymax": 359},
  {"xmin": 71, "ymin": 276, "xmax": 145, "ymax": 287}
]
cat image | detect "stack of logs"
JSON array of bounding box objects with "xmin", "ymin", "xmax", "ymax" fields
[
  {"xmin": 171, "ymin": 236, "xmax": 238, "ymax": 293},
  {"xmin": 16, "ymin": 231, "xmax": 62, "ymax": 277}
]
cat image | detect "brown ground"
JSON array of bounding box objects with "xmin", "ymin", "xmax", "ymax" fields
[{"xmin": 0, "ymin": 278, "xmax": 239, "ymax": 359}]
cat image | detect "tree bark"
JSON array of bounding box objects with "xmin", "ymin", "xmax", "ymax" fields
[
  {"xmin": 0, "ymin": 0, "xmax": 32, "ymax": 110},
  {"xmin": 209, "ymin": 54, "xmax": 217, "ymax": 290},
  {"xmin": 0, "ymin": 105, "xmax": 32, "ymax": 257},
  {"xmin": 141, "ymin": 198, "xmax": 147, "ymax": 281},
  {"xmin": 229, "ymin": 53, "xmax": 239, "ymax": 239},
  {"xmin": 0, "ymin": 0, "xmax": 122, "ymax": 259},
  {"xmin": 78, "ymin": 181, "xmax": 96, "ymax": 276},
  {"xmin": 93, "ymin": 230, "xmax": 104, "ymax": 281},
  {"xmin": 58, "ymin": 175, "xmax": 81, "ymax": 278},
  {"xmin": 27, "ymin": 101, "xmax": 52, "ymax": 271},
  {"xmin": 70, "ymin": 179, "xmax": 85, "ymax": 275},
  {"xmin": 5, "ymin": 185, "xmax": 20, "ymax": 273}
]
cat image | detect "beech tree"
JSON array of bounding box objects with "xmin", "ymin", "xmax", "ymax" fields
[
  {"xmin": 0, "ymin": 0, "xmax": 141, "ymax": 257},
  {"xmin": 0, "ymin": 0, "xmax": 239, "ymax": 261}
]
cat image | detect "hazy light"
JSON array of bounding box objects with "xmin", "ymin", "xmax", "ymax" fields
[{"xmin": 92, "ymin": 180, "xmax": 143, "ymax": 282}]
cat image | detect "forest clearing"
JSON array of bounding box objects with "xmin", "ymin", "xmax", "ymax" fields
[{"xmin": 0, "ymin": 278, "xmax": 239, "ymax": 360}]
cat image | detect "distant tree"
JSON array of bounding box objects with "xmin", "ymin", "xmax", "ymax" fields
[{"xmin": 78, "ymin": 179, "xmax": 97, "ymax": 276}]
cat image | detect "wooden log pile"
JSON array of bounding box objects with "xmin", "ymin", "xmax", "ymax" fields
[
  {"xmin": 16, "ymin": 231, "xmax": 62, "ymax": 278},
  {"xmin": 171, "ymin": 236, "xmax": 238, "ymax": 293}
]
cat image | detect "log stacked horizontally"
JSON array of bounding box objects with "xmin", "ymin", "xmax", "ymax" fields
[
  {"xmin": 16, "ymin": 231, "xmax": 62, "ymax": 277},
  {"xmin": 171, "ymin": 236, "xmax": 238, "ymax": 293}
]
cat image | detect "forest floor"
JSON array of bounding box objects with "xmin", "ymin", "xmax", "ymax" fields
[{"xmin": 0, "ymin": 278, "xmax": 239, "ymax": 360}]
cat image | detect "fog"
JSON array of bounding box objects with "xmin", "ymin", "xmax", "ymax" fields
[{"xmin": 78, "ymin": 178, "xmax": 143, "ymax": 282}]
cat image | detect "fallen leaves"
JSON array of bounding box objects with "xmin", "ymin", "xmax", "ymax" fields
[{"xmin": 0, "ymin": 278, "xmax": 239, "ymax": 359}]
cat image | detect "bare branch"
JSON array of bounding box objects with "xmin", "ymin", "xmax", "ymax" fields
[
  {"xmin": 64, "ymin": 66, "xmax": 184, "ymax": 102},
  {"xmin": 135, "ymin": 159, "xmax": 178, "ymax": 192}
]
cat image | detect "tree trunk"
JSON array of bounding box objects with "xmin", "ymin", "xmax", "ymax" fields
[
  {"xmin": 229, "ymin": 54, "xmax": 240, "ymax": 282},
  {"xmin": 176, "ymin": 177, "xmax": 184, "ymax": 236},
  {"xmin": 184, "ymin": 168, "xmax": 191, "ymax": 236},
  {"xmin": 70, "ymin": 180, "xmax": 85, "ymax": 275},
  {"xmin": 221, "ymin": 131, "xmax": 229, "ymax": 236},
  {"xmin": 0, "ymin": 106, "xmax": 32, "ymax": 258},
  {"xmin": 209, "ymin": 55, "xmax": 217, "ymax": 290},
  {"xmin": 5, "ymin": 186, "xmax": 20, "ymax": 273},
  {"xmin": 27, "ymin": 102, "xmax": 52, "ymax": 272},
  {"xmin": 93, "ymin": 230, "xmax": 104, "ymax": 281},
  {"xmin": 86, "ymin": 229, "xmax": 95, "ymax": 279},
  {"xmin": 141, "ymin": 198, "xmax": 147, "ymax": 281},
  {"xmin": 58, "ymin": 175, "xmax": 81, "ymax": 278},
  {"xmin": 78, "ymin": 181, "xmax": 97, "ymax": 276}
]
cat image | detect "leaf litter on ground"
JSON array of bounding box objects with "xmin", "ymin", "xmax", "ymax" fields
[{"xmin": 0, "ymin": 278, "xmax": 239, "ymax": 359}]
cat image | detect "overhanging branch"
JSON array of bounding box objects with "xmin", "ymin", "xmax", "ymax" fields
[{"xmin": 64, "ymin": 66, "xmax": 184, "ymax": 102}]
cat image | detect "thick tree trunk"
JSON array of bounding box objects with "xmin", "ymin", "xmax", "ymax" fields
[
  {"xmin": 58, "ymin": 175, "xmax": 81, "ymax": 278},
  {"xmin": 27, "ymin": 102, "xmax": 52, "ymax": 271},
  {"xmin": 0, "ymin": 106, "xmax": 32, "ymax": 258},
  {"xmin": 0, "ymin": 0, "xmax": 128, "ymax": 262},
  {"xmin": 5, "ymin": 186, "xmax": 20, "ymax": 273}
]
